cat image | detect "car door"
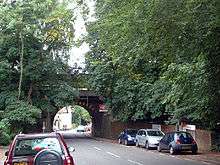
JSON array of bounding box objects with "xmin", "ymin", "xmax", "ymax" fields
[
  {"xmin": 136, "ymin": 130, "xmax": 141, "ymax": 144},
  {"xmin": 145, "ymin": 131, "xmax": 150, "ymax": 144},
  {"xmin": 139, "ymin": 131, "xmax": 146, "ymax": 146},
  {"xmin": 123, "ymin": 130, "xmax": 127, "ymax": 142},
  {"xmin": 138, "ymin": 130, "xmax": 144, "ymax": 146},
  {"xmin": 165, "ymin": 133, "xmax": 172, "ymax": 150},
  {"xmin": 138, "ymin": 131, "xmax": 143, "ymax": 145},
  {"xmin": 160, "ymin": 134, "xmax": 169, "ymax": 150},
  {"xmin": 142, "ymin": 131, "xmax": 147, "ymax": 145},
  {"xmin": 120, "ymin": 131, "xmax": 124, "ymax": 141}
]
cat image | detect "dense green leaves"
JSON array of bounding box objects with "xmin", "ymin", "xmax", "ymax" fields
[
  {"xmin": 85, "ymin": 0, "xmax": 220, "ymax": 129},
  {"xmin": 72, "ymin": 105, "xmax": 91, "ymax": 127},
  {"xmin": 0, "ymin": 0, "xmax": 78, "ymax": 141}
]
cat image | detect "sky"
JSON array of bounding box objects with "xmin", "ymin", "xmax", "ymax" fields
[{"xmin": 68, "ymin": 0, "xmax": 96, "ymax": 68}]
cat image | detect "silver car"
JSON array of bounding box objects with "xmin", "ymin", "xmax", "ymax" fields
[{"xmin": 135, "ymin": 129, "xmax": 165, "ymax": 149}]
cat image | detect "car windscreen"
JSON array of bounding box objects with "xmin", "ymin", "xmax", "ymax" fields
[
  {"xmin": 126, "ymin": 130, "xmax": 137, "ymax": 135},
  {"xmin": 14, "ymin": 137, "xmax": 63, "ymax": 157},
  {"xmin": 147, "ymin": 131, "xmax": 164, "ymax": 136}
]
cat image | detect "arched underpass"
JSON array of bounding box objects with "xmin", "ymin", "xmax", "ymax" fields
[{"xmin": 52, "ymin": 90, "xmax": 112, "ymax": 138}]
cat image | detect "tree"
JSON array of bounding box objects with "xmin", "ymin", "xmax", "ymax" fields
[
  {"xmin": 84, "ymin": 0, "xmax": 220, "ymax": 129},
  {"xmin": 0, "ymin": 0, "xmax": 78, "ymax": 143},
  {"xmin": 72, "ymin": 105, "xmax": 91, "ymax": 126}
]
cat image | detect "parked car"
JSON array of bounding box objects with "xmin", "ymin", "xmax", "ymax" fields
[
  {"xmin": 157, "ymin": 131, "xmax": 198, "ymax": 155},
  {"xmin": 74, "ymin": 125, "xmax": 86, "ymax": 133},
  {"xmin": 135, "ymin": 129, "xmax": 164, "ymax": 149},
  {"xmin": 118, "ymin": 129, "xmax": 138, "ymax": 145},
  {"xmin": 4, "ymin": 132, "xmax": 75, "ymax": 165}
]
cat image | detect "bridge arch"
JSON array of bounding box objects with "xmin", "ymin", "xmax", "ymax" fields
[
  {"xmin": 51, "ymin": 90, "xmax": 111, "ymax": 137},
  {"xmin": 53, "ymin": 106, "xmax": 91, "ymax": 131}
]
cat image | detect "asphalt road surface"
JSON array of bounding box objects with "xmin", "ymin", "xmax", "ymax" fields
[{"xmin": 64, "ymin": 134, "xmax": 205, "ymax": 165}]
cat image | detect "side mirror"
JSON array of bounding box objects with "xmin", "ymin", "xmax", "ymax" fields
[
  {"xmin": 68, "ymin": 147, "xmax": 75, "ymax": 152},
  {"xmin": 5, "ymin": 151, "xmax": 9, "ymax": 156}
]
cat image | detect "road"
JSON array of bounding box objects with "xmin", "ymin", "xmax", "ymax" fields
[{"xmin": 64, "ymin": 135, "xmax": 205, "ymax": 165}]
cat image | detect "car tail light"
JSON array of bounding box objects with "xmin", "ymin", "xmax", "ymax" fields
[
  {"xmin": 4, "ymin": 161, "xmax": 12, "ymax": 165},
  {"xmin": 64, "ymin": 156, "xmax": 74, "ymax": 165},
  {"xmin": 192, "ymin": 139, "xmax": 196, "ymax": 144},
  {"xmin": 176, "ymin": 139, "xmax": 181, "ymax": 144}
]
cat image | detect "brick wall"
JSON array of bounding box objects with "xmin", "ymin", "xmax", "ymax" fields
[
  {"xmin": 195, "ymin": 129, "xmax": 212, "ymax": 151},
  {"xmin": 161, "ymin": 125, "xmax": 175, "ymax": 133},
  {"xmin": 110, "ymin": 121, "xmax": 151, "ymax": 139},
  {"xmin": 109, "ymin": 121, "xmax": 213, "ymax": 151}
]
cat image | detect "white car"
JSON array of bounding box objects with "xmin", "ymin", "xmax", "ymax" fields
[
  {"xmin": 75, "ymin": 125, "xmax": 85, "ymax": 133},
  {"xmin": 135, "ymin": 129, "xmax": 164, "ymax": 149}
]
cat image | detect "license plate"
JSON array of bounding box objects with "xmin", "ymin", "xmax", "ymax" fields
[
  {"xmin": 182, "ymin": 146, "xmax": 191, "ymax": 150},
  {"xmin": 14, "ymin": 162, "xmax": 28, "ymax": 165}
]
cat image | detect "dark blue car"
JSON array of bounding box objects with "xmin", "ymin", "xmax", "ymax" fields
[
  {"xmin": 118, "ymin": 129, "xmax": 138, "ymax": 145},
  {"xmin": 157, "ymin": 131, "xmax": 198, "ymax": 154}
]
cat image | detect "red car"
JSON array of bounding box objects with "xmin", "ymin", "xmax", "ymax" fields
[{"xmin": 4, "ymin": 132, "xmax": 75, "ymax": 165}]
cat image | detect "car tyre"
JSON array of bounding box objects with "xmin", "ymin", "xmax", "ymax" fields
[
  {"xmin": 145, "ymin": 141, "xmax": 150, "ymax": 150},
  {"xmin": 157, "ymin": 145, "xmax": 161, "ymax": 152},
  {"xmin": 169, "ymin": 146, "xmax": 175, "ymax": 155},
  {"xmin": 192, "ymin": 149, "xmax": 197, "ymax": 155},
  {"xmin": 135, "ymin": 140, "xmax": 139, "ymax": 147},
  {"xmin": 34, "ymin": 149, "xmax": 63, "ymax": 165}
]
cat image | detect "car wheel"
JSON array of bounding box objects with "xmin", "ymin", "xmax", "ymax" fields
[
  {"xmin": 157, "ymin": 145, "xmax": 161, "ymax": 152},
  {"xmin": 145, "ymin": 141, "xmax": 149, "ymax": 150},
  {"xmin": 135, "ymin": 140, "xmax": 139, "ymax": 147},
  {"xmin": 192, "ymin": 149, "xmax": 197, "ymax": 155},
  {"xmin": 169, "ymin": 146, "xmax": 175, "ymax": 155},
  {"xmin": 124, "ymin": 140, "xmax": 128, "ymax": 146},
  {"xmin": 34, "ymin": 149, "xmax": 63, "ymax": 165},
  {"xmin": 118, "ymin": 139, "xmax": 121, "ymax": 144}
]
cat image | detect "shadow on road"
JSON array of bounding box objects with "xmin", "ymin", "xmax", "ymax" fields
[{"xmin": 59, "ymin": 131, "xmax": 92, "ymax": 139}]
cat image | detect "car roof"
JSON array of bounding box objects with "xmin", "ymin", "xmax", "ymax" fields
[
  {"xmin": 125, "ymin": 129, "xmax": 137, "ymax": 131},
  {"xmin": 166, "ymin": 131, "xmax": 191, "ymax": 135},
  {"xmin": 15, "ymin": 132, "xmax": 60, "ymax": 140},
  {"xmin": 139, "ymin": 129, "xmax": 161, "ymax": 131}
]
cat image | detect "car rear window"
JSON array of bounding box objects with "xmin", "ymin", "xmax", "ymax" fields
[
  {"xmin": 147, "ymin": 131, "xmax": 164, "ymax": 136},
  {"xmin": 14, "ymin": 137, "xmax": 63, "ymax": 157},
  {"xmin": 175, "ymin": 132, "xmax": 193, "ymax": 139}
]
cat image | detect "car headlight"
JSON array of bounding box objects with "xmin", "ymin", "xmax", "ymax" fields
[{"xmin": 127, "ymin": 135, "xmax": 133, "ymax": 141}]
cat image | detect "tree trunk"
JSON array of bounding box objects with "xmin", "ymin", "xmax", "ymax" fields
[
  {"xmin": 27, "ymin": 83, "xmax": 33, "ymax": 105},
  {"xmin": 18, "ymin": 32, "xmax": 24, "ymax": 100},
  {"xmin": 46, "ymin": 111, "xmax": 52, "ymax": 132}
]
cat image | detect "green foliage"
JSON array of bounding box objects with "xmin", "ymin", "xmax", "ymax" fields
[
  {"xmin": 72, "ymin": 105, "xmax": 91, "ymax": 126},
  {"xmin": 0, "ymin": 120, "xmax": 11, "ymax": 146},
  {"xmin": 85, "ymin": 0, "xmax": 220, "ymax": 129},
  {"xmin": 4, "ymin": 101, "xmax": 40, "ymax": 126},
  {"xmin": 0, "ymin": 0, "xmax": 78, "ymax": 137}
]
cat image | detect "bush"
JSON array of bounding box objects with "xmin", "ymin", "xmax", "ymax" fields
[
  {"xmin": 0, "ymin": 132, "xmax": 11, "ymax": 146},
  {"xmin": 0, "ymin": 120, "xmax": 11, "ymax": 146}
]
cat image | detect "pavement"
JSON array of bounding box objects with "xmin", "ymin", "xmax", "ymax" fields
[
  {"xmin": 0, "ymin": 146, "xmax": 7, "ymax": 165},
  {"xmin": 173, "ymin": 151, "xmax": 220, "ymax": 165}
]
